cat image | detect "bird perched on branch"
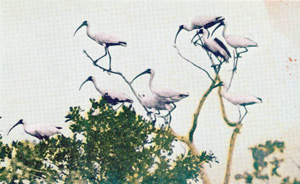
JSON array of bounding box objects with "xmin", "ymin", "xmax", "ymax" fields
[
  {"xmin": 212, "ymin": 20, "xmax": 258, "ymax": 71},
  {"xmin": 199, "ymin": 28, "xmax": 231, "ymax": 67},
  {"xmin": 7, "ymin": 119, "xmax": 62, "ymax": 140},
  {"xmin": 79, "ymin": 76, "xmax": 133, "ymax": 106},
  {"xmin": 139, "ymin": 94, "xmax": 174, "ymax": 114},
  {"xmin": 174, "ymin": 16, "xmax": 225, "ymax": 44},
  {"xmin": 131, "ymin": 69, "xmax": 189, "ymax": 104},
  {"xmin": 221, "ymin": 82, "xmax": 262, "ymax": 123},
  {"xmin": 74, "ymin": 20, "xmax": 127, "ymax": 71}
]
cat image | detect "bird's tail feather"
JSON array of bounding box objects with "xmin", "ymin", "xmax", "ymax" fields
[{"xmin": 119, "ymin": 42, "xmax": 127, "ymax": 47}]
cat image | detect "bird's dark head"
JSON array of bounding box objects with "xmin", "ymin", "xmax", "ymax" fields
[
  {"xmin": 198, "ymin": 28, "xmax": 204, "ymax": 34},
  {"xmin": 131, "ymin": 68, "xmax": 153, "ymax": 84},
  {"xmin": 74, "ymin": 20, "xmax": 88, "ymax": 37},
  {"xmin": 174, "ymin": 25, "xmax": 184, "ymax": 44},
  {"xmin": 7, "ymin": 119, "xmax": 24, "ymax": 136},
  {"xmin": 216, "ymin": 16, "xmax": 225, "ymax": 22},
  {"xmin": 87, "ymin": 76, "xmax": 94, "ymax": 81},
  {"xmin": 82, "ymin": 20, "xmax": 88, "ymax": 26},
  {"xmin": 79, "ymin": 76, "xmax": 94, "ymax": 91}
]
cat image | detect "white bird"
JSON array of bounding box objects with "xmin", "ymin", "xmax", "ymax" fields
[
  {"xmin": 79, "ymin": 76, "xmax": 133, "ymax": 105},
  {"xmin": 221, "ymin": 82, "xmax": 262, "ymax": 122},
  {"xmin": 174, "ymin": 16, "xmax": 225, "ymax": 44},
  {"xmin": 74, "ymin": 20, "xmax": 127, "ymax": 70},
  {"xmin": 139, "ymin": 94, "xmax": 173, "ymax": 113},
  {"xmin": 212, "ymin": 21, "xmax": 258, "ymax": 71},
  {"xmin": 131, "ymin": 69, "xmax": 189, "ymax": 105},
  {"xmin": 199, "ymin": 28, "xmax": 231, "ymax": 66},
  {"xmin": 139, "ymin": 93, "xmax": 174, "ymax": 124},
  {"xmin": 7, "ymin": 119, "xmax": 62, "ymax": 140}
]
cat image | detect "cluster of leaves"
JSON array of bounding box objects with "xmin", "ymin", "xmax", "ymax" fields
[
  {"xmin": 0, "ymin": 98, "xmax": 217, "ymax": 183},
  {"xmin": 235, "ymin": 140, "xmax": 300, "ymax": 184}
]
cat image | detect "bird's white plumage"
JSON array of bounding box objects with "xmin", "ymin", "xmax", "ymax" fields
[
  {"xmin": 75, "ymin": 21, "xmax": 126, "ymax": 47},
  {"xmin": 174, "ymin": 16, "xmax": 224, "ymax": 44},
  {"xmin": 136, "ymin": 69, "xmax": 189, "ymax": 103},
  {"xmin": 8, "ymin": 119, "xmax": 62, "ymax": 140},
  {"xmin": 80, "ymin": 76, "xmax": 133, "ymax": 105},
  {"xmin": 139, "ymin": 94, "xmax": 173, "ymax": 111},
  {"xmin": 220, "ymin": 21, "xmax": 258, "ymax": 48},
  {"xmin": 90, "ymin": 32, "xmax": 126, "ymax": 46},
  {"xmin": 25, "ymin": 124, "xmax": 62, "ymax": 138},
  {"xmin": 225, "ymin": 35, "xmax": 257, "ymax": 48},
  {"xmin": 221, "ymin": 83, "xmax": 262, "ymax": 106},
  {"xmin": 191, "ymin": 16, "xmax": 223, "ymax": 29}
]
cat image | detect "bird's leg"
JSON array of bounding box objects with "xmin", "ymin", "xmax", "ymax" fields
[
  {"xmin": 115, "ymin": 103, "xmax": 124, "ymax": 111},
  {"xmin": 191, "ymin": 30, "xmax": 200, "ymax": 44},
  {"xmin": 207, "ymin": 29, "xmax": 211, "ymax": 38},
  {"xmin": 95, "ymin": 46, "xmax": 108, "ymax": 64},
  {"xmin": 240, "ymin": 106, "xmax": 248, "ymax": 123},
  {"xmin": 152, "ymin": 115, "xmax": 157, "ymax": 127},
  {"xmin": 238, "ymin": 106, "xmax": 242, "ymax": 122},
  {"xmin": 167, "ymin": 113, "xmax": 172, "ymax": 124},
  {"xmin": 166, "ymin": 103, "xmax": 176, "ymax": 117},
  {"xmin": 227, "ymin": 50, "xmax": 238, "ymax": 91},
  {"xmin": 237, "ymin": 47, "xmax": 248, "ymax": 56},
  {"xmin": 154, "ymin": 110, "xmax": 161, "ymax": 115},
  {"xmin": 107, "ymin": 48, "xmax": 112, "ymax": 71}
]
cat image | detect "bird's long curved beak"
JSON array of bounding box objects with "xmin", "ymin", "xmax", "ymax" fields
[
  {"xmin": 7, "ymin": 120, "xmax": 22, "ymax": 136},
  {"xmin": 74, "ymin": 22, "xmax": 85, "ymax": 37},
  {"xmin": 211, "ymin": 22, "xmax": 224, "ymax": 37},
  {"xmin": 130, "ymin": 70, "xmax": 150, "ymax": 84},
  {"xmin": 79, "ymin": 78, "xmax": 90, "ymax": 91},
  {"xmin": 174, "ymin": 26, "xmax": 183, "ymax": 44}
]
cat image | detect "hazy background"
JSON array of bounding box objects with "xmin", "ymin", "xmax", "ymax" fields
[{"xmin": 1, "ymin": 0, "xmax": 299, "ymax": 183}]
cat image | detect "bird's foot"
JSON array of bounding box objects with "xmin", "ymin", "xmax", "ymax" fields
[{"xmin": 147, "ymin": 111, "xmax": 153, "ymax": 116}]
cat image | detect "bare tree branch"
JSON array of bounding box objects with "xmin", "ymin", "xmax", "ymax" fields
[
  {"xmin": 189, "ymin": 75, "xmax": 218, "ymax": 142},
  {"xmin": 173, "ymin": 45, "xmax": 214, "ymax": 82},
  {"xmin": 217, "ymin": 77, "xmax": 239, "ymax": 127}
]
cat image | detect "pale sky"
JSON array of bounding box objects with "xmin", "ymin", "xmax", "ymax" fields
[{"xmin": 1, "ymin": 0, "xmax": 300, "ymax": 183}]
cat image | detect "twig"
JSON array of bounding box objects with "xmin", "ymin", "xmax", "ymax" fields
[
  {"xmin": 83, "ymin": 50, "xmax": 152, "ymax": 118},
  {"xmin": 173, "ymin": 45, "xmax": 214, "ymax": 82}
]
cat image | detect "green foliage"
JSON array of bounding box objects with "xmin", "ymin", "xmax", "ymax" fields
[
  {"xmin": 235, "ymin": 140, "xmax": 299, "ymax": 184},
  {"xmin": 0, "ymin": 98, "xmax": 216, "ymax": 183}
]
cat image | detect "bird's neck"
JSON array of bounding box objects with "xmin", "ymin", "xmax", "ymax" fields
[
  {"xmin": 92, "ymin": 79, "xmax": 104, "ymax": 95},
  {"xmin": 86, "ymin": 24, "xmax": 95, "ymax": 41},
  {"xmin": 202, "ymin": 30, "xmax": 209, "ymax": 41},
  {"xmin": 222, "ymin": 23, "xmax": 227, "ymax": 38},
  {"xmin": 149, "ymin": 73, "xmax": 155, "ymax": 94}
]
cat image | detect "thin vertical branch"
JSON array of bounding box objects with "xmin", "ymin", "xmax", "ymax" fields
[
  {"xmin": 217, "ymin": 77, "xmax": 239, "ymax": 127},
  {"xmin": 223, "ymin": 124, "xmax": 242, "ymax": 184},
  {"xmin": 188, "ymin": 76, "xmax": 218, "ymax": 142}
]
